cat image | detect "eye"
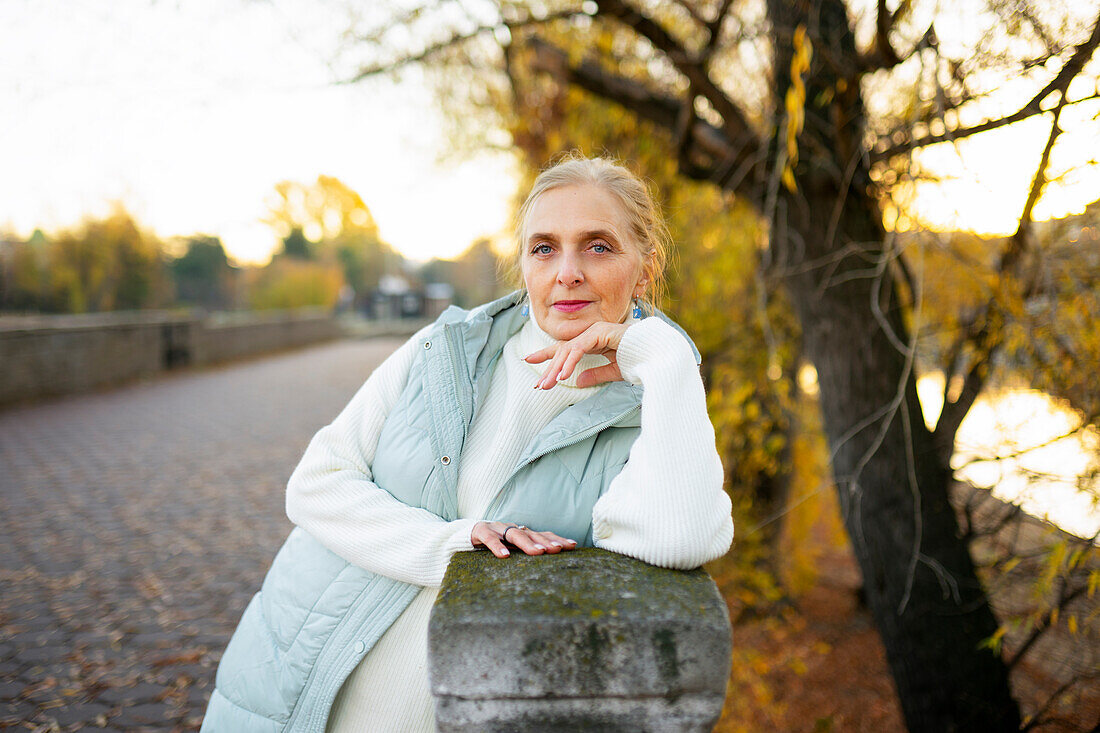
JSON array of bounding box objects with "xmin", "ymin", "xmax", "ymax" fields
[
  {"xmin": 531, "ymin": 243, "xmax": 553, "ymax": 255},
  {"xmin": 590, "ymin": 241, "xmax": 611, "ymax": 253}
]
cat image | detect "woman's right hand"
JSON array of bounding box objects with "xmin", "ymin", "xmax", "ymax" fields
[{"xmin": 471, "ymin": 521, "xmax": 577, "ymax": 559}]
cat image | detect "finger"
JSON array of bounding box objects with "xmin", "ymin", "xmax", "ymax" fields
[
  {"xmin": 508, "ymin": 529, "xmax": 549, "ymax": 555},
  {"xmin": 525, "ymin": 530, "xmax": 562, "ymax": 553},
  {"xmin": 537, "ymin": 347, "xmax": 570, "ymax": 389},
  {"xmin": 484, "ymin": 534, "xmax": 511, "ymax": 558},
  {"xmin": 537, "ymin": 531, "xmax": 578, "ymax": 548},
  {"xmin": 472, "ymin": 524, "xmax": 510, "ymax": 558},
  {"xmin": 529, "ymin": 531, "xmax": 575, "ymax": 552},
  {"xmin": 576, "ymin": 362, "xmax": 623, "ymax": 388},
  {"xmin": 557, "ymin": 346, "xmax": 587, "ymax": 382},
  {"xmin": 524, "ymin": 346, "xmax": 555, "ymax": 364}
]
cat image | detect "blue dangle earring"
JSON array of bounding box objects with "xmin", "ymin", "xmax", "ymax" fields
[
  {"xmin": 520, "ymin": 300, "xmax": 530, "ymax": 316},
  {"xmin": 632, "ymin": 299, "xmax": 643, "ymax": 319}
]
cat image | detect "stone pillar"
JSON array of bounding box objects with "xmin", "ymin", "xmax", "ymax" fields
[{"xmin": 429, "ymin": 548, "xmax": 732, "ymax": 732}]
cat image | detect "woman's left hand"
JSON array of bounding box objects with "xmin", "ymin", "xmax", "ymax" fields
[{"xmin": 525, "ymin": 321, "xmax": 631, "ymax": 389}]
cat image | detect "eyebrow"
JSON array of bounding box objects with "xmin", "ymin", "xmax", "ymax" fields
[{"xmin": 527, "ymin": 229, "xmax": 620, "ymax": 244}]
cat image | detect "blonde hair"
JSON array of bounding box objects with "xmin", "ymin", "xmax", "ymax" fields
[{"xmin": 513, "ymin": 153, "xmax": 671, "ymax": 312}]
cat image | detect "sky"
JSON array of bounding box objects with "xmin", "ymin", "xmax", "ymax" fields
[
  {"xmin": 0, "ymin": 0, "xmax": 518, "ymax": 264},
  {"xmin": 1, "ymin": 0, "xmax": 1098, "ymax": 266}
]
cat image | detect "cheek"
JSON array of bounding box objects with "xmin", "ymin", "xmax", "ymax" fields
[
  {"xmin": 520, "ymin": 260, "xmax": 547, "ymax": 292},
  {"xmin": 608, "ymin": 261, "xmax": 644, "ymax": 295}
]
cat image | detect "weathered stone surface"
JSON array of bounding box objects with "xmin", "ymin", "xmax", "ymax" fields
[
  {"xmin": 429, "ymin": 548, "xmax": 732, "ymax": 732},
  {"xmin": 434, "ymin": 695, "xmax": 723, "ymax": 733}
]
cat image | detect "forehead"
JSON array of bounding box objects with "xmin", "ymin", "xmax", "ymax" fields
[{"xmin": 525, "ymin": 184, "xmax": 629, "ymax": 240}]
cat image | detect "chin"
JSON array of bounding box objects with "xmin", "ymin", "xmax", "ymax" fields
[{"xmin": 542, "ymin": 315, "xmax": 592, "ymax": 341}]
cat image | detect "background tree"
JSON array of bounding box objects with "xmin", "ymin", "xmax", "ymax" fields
[
  {"xmin": 279, "ymin": 227, "xmax": 313, "ymax": 260},
  {"xmin": 0, "ymin": 229, "xmax": 50, "ymax": 312},
  {"xmin": 168, "ymin": 235, "xmax": 237, "ymax": 309},
  {"xmin": 345, "ymin": 1, "xmax": 1100, "ymax": 729},
  {"xmin": 4, "ymin": 206, "xmax": 173, "ymax": 313},
  {"xmin": 244, "ymin": 257, "xmax": 345, "ymax": 310},
  {"xmin": 263, "ymin": 175, "xmax": 404, "ymax": 304}
]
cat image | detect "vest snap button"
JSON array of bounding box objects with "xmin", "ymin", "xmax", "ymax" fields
[
  {"xmin": 353, "ymin": 640, "xmax": 366, "ymax": 655},
  {"xmin": 440, "ymin": 455, "xmax": 451, "ymax": 465},
  {"xmin": 423, "ymin": 341, "xmax": 431, "ymax": 349}
]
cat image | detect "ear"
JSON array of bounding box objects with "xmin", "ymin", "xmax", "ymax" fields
[{"xmin": 634, "ymin": 257, "xmax": 652, "ymax": 298}]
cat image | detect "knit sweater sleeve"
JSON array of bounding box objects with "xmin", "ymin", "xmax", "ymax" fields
[
  {"xmin": 590, "ymin": 317, "xmax": 734, "ymax": 569},
  {"xmin": 285, "ymin": 325, "xmax": 479, "ymax": 588}
]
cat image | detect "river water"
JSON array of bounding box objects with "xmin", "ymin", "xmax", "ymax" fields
[{"xmin": 917, "ymin": 374, "xmax": 1100, "ymax": 540}]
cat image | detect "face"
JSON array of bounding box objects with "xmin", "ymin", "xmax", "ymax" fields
[{"xmin": 521, "ymin": 184, "xmax": 648, "ymax": 341}]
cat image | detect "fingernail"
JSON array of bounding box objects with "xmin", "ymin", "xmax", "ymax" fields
[
  {"xmin": 501, "ymin": 548, "xmax": 510, "ymax": 557},
  {"xmin": 534, "ymin": 544, "xmax": 545, "ymax": 550},
  {"xmin": 551, "ymin": 542, "xmax": 562, "ymax": 548},
  {"xmin": 556, "ymin": 373, "xmax": 567, "ymax": 381}
]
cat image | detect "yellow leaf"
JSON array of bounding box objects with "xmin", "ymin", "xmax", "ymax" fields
[{"xmin": 782, "ymin": 167, "xmax": 798, "ymax": 193}]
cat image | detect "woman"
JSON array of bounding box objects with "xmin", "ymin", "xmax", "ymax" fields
[{"xmin": 201, "ymin": 156, "xmax": 734, "ymax": 732}]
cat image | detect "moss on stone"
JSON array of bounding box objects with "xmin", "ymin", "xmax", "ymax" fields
[{"xmin": 435, "ymin": 548, "xmax": 723, "ymax": 625}]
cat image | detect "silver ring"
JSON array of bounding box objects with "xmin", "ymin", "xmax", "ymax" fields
[{"xmin": 501, "ymin": 524, "xmax": 518, "ymax": 542}]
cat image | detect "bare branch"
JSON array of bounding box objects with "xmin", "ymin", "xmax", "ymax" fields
[
  {"xmin": 703, "ymin": 0, "xmax": 735, "ymax": 59},
  {"xmin": 1006, "ymin": 582, "xmax": 1088, "ymax": 671},
  {"xmin": 345, "ymin": 0, "xmax": 454, "ymax": 47},
  {"xmin": 342, "ymin": 9, "xmax": 581, "ymax": 82},
  {"xmin": 527, "ymin": 37, "xmax": 678, "ymax": 128},
  {"xmin": 594, "ymin": 0, "xmax": 761, "ymax": 155},
  {"xmin": 675, "ymin": 84, "xmax": 698, "ymax": 172},
  {"xmin": 932, "ymin": 48, "xmax": 1082, "ymax": 454},
  {"xmin": 874, "ymin": 0, "xmax": 903, "ymax": 67},
  {"xmin": 873, "ymin": 12, "xmax": 1100, "ymax": 160},
  {"xmin": 932, "ymin": 319, "xmax": 994, "ymax": 460},
  {"xmin": 1001, "ymin": 100, "xmax": 1066, "ymax": 275},
  {"xmin": 955, "ymin": 425, "xmax": 1090, "ymax": 468},
  {"xmin": 856, "ymin": 0, "xmax": 927, "ymax": 74},
  {"xmin": 525, "ymin": 37, "xmax": 762, "ymax": 196},
  {"xmin": 1019, "ymin": 675, "xmax": 1097, "ymax": 733}
]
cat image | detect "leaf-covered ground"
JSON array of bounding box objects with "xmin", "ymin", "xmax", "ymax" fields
[{"xmin": 710, "ymin": 484, "xmax": 1099, "ymax": 733}]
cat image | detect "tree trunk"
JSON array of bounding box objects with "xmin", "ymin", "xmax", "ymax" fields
[
  {"xmin": 765, "ymin": 1, "xmax": 1022, "ymax": 729},
  {"xmin": 784, "ymin": 196, "xmax": 1020, "ymax": 731}
]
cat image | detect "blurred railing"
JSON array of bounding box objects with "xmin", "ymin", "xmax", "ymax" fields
[
  {"xmin": 0, "ymin": 309, "xmax": 352, "ymax": 406},
  {"xmin": 429, "ymin": 548, "xmax": 732, "ymax": 732}
]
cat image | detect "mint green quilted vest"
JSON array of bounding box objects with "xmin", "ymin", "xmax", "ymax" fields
[{"xmin": 201, "ymin": 290, "xmax": 700, "ymax": 732}]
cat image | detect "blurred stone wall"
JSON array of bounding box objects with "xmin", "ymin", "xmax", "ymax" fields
[{"xmin": 0, "ymin": 309, "xmax": 341, "ymax": 407}]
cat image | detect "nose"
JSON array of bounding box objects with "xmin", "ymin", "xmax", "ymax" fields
[{"xmin": 556, "ymin": 250, "xmax": 584, "ymax": 286}]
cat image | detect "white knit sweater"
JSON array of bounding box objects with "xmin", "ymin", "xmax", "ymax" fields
[{"xmin": 285, "ymin": 313, "xmax": 734, "ymax": 732}]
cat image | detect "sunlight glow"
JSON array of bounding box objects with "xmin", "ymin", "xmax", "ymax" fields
[
  {"xmin": 0, "ymin": 0, "xmax": 518, "ymax": 265},
  {"xmin": 908, "ymin": 103, "xmax": 1100, "ymax": 236},
  {"xmin": 918, "ymin": 374, "xmax": 1100, "ymax": 539}
]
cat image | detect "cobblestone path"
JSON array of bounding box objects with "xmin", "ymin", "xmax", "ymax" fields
[{"xmin": 0, "ymin": 338, "xmax": 406, "ymax": 731}]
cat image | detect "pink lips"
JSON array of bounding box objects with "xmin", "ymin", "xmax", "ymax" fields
[{"xmin": 552, "ymin": 300, "xmax": 591, "ymax": 313}]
